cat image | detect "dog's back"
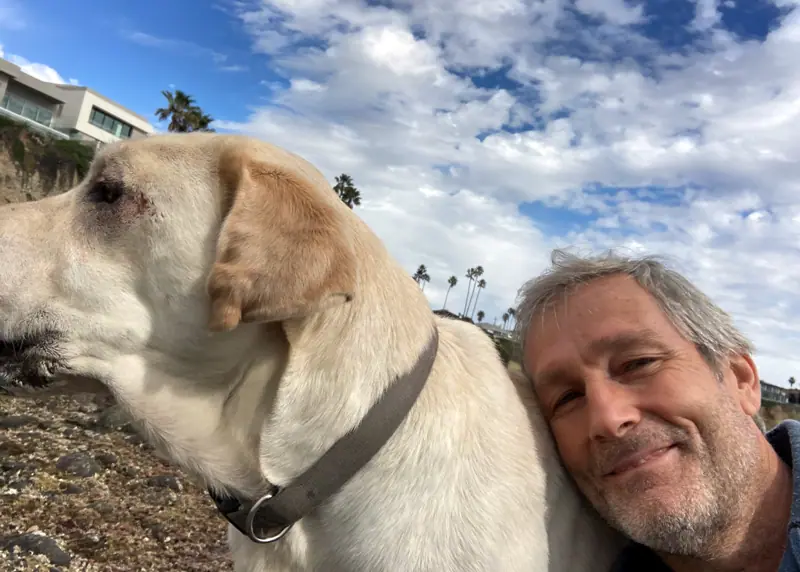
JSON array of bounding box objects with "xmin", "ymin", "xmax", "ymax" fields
[{"xmin": 279, "ymin": 313, "xmax": 622, "ymax": 572}]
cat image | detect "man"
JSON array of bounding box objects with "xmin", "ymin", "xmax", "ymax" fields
[{"xmin": 516, "ymin": 249, "xmax": 799, "ymax": 571}]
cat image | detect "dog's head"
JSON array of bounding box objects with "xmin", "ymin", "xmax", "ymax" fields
[{"xmin": 0, "ymin": 132, "xmax": 357, "ymax": 401}]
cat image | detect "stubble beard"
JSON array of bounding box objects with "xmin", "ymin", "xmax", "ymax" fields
[{"xmin": 590, "ymin": 402, "xmax": 760, "ymax": 558}]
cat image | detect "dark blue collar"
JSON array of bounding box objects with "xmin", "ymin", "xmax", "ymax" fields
[{"xmin": 610, "ymin": 419, "xmax": 800, "ymax": 571}]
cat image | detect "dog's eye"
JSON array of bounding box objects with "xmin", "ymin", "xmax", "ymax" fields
[{"xmin": 88, "ymin": 181, "xmax": 124, "ymax": 205}]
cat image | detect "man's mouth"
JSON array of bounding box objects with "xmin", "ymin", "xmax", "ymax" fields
[
  {"xmin": 0, "ymin": 333, "xmax": 64, "ymax": 395},
  {"xmin": 603, "ymin": 444, "xmax": 678, "ymax": 478}
]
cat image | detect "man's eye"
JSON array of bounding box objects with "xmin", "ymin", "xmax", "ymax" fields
[
  {"xmin": 621, "ymin": 357, "xmax": 658, "ymax": 373},
  {"xmin": 553, "ymin": 390, "xmax": 582, "ymax": 411}
]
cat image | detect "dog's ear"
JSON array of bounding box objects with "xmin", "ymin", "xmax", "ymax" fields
[{"xmin": 207, "ymin": 146, "xmax": 357, "ymax": 332}]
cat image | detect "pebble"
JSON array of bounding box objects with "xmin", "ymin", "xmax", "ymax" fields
[
  {"xmin": 55, "ymin": 451, "xmax": 101, "ymax": 477},
  {"xmin": 0, "ymin": 415, "xmax": 38, "ymax": 429},
  {"xmin": 0, "ymin": 532, "xmax": 71, "ymax": 566},
  {"xmin": 146, "ymin": 475, "xmax": 183, "ymax": 492}
]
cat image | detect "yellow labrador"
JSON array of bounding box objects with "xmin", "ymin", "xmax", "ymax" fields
[{"xmin": 0, "ymin": 133, "xmax": 622, "ymax": 571}]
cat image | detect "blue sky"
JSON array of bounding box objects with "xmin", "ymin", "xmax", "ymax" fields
[
  {"xmin": 5, "ymin": 0, "xmax": 800, "ymax": 385},
  {"xmin": 0, "ymin": 0, "xmax": 274, "ymax": 125}
]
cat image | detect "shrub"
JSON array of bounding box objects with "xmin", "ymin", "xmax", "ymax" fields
[
  {"xmin": 0, "ymin": 114, "xmax": 95, "ymax": 193},
  {"xmin": 493, "ymin": 337, "xmax": 515, "ymax": 367}
]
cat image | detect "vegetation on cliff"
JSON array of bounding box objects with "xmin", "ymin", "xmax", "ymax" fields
[{"xmin": 0, "ymin": 115, "xmax": 95, "ymax": 197}]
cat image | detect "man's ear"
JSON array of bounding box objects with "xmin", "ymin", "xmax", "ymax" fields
[
  {"xmin": 728, "ymin": 353, "xmax": 761, "ymax": 417},
  {"xmin": 207, "ymin": 146, "xmax": 357, "ymax": 332}
]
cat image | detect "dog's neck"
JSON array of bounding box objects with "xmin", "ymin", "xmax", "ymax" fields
[
  {"xmin": 148, "ymin": 243, "xmax": 437, "ymax": 501},
  {"xmin": 256, "ymin": 245, "xmax": 436, "ymax": 488}
]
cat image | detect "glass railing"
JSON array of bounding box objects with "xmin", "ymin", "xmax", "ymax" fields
[{"xmin": 1, "ymin": 93, "xmax": 54, "ymax": 127}]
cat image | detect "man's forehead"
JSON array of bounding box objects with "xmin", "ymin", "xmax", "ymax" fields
[
  {"xmin": 528, "ymin": 277, "xmax": 651, "ymax": 333},
  {"xmin": 523, "ymin": 276, "xmax": 677, "ymax": 377}
]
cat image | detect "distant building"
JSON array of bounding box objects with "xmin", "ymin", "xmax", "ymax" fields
[
  {"xmin": 475, "ymin": 322, "xmax": 516, "ymax": 341},
  {"xmin": 0, "ymin": 57, "xmax": 66, "ymax": 139},
  {"xmin": 433, "ymin": 309, "xmax": 459, "ymax": 320},
  {"xmin": 761, "ymin": 380, "xmax": 790, "ymax": 405},
  {"xmin": 53, "ymin": 85, "xmax": 153, "ymax": 146},
  {"xmin": 0, "ymin": 56, "xmax": 153, "ymax": 147}
]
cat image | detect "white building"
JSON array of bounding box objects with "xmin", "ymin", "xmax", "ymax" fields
[
  {"xmin": 54, "ymin": 85, "xmax": 154, "ymax": 146},
  {"xmin": 0, "ymin": 56, "xmax": 154, "ymax": 146}
]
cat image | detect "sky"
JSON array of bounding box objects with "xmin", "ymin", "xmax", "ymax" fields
[{"xmin": 3, "ymin": 0, "xmax": 800, "ymax": 386}]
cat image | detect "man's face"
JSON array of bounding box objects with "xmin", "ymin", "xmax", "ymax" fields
[{"xmin": 523, "ymin": 274, "xmax": 762, "ymax": 555}]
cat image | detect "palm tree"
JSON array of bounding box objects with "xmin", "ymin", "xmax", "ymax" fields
[
  {"xmin": 476, "ymin": 310, "xmax": 485, "ymax": 323},
  {"xmin": 468, "ymin": 266, "xmax": 484, "ymax": 314},
  {"xmin": 420, "ymin": 271, "xmax": 431, "ymax": 291},
  {"xmin": 507, "ymin": 307, "xmax": 516, "ymax": 330},
  {"xmin": 462, "ymin": 265, "xmax": 484, "ymax": 317},
  {"xmin": 470, "ymin": 279, "xmax": 486, "ymax": 319},
  {"xmin": 155, "ymin": 89, "xmax": 215, "ymax": 132},
  {"xmin": 333, "ymin": 174, "xmax": 361, "ymax": 209},
  {"xmin": 442, "ymin": 276, "xmax": 457, "ymax": 310},
  {"xmin": 413, "ymin": 264, "xmax": 430, "ymax": 290},
  {"xmin": 790, "ymin": 377, "xmax": 796, "ymax": 389},
  {"xmin": 188, "ymin": 109, "xmax": 215, "ymax": 132},
  {"xmin": 462, "ymin": 267, "xmax": 477, "ymax": 316},
  {"xmin": 502, "ymin": 312, "xmax": 510, "ymax": 329}
]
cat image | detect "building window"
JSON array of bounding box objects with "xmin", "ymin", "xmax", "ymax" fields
[
  {"xmin": 89, "ymin": 107, "xmax": 134, "ymax": 139},
  {"xmin": 1, "ymin": 93, "xmax": 55, "ymax": 127},
  {"xmin": 761, "ymin": 382, "xmax": 789, "ymax": 404}
]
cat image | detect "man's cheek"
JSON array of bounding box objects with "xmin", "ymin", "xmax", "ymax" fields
[{"xmin": 551, "ymin": 427, "xmax": 583, "ymax": 474}]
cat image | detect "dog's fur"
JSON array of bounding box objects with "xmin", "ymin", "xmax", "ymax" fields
[{"xmin": 0, "ymin": 133, "xmax": 623, "ymax": 571}]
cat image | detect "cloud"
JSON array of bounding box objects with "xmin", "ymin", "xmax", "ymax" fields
[
  {"xmin": 122, "ymin": 30, "xmax": 247, "ymax": 71},
  {"xmin": 574, "ymin": 0, "xmax": 646, "ymax": 26},
  {"xmin": 221, "ymin": 0, "xmax": 800, "ymax": 386},
  {"xmin": 0, "ymin": 45, "xmax": 74, "ymax": 84}
]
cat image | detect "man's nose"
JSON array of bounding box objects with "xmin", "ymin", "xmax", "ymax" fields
[{"xmin": 585, "ymin": 376, "xmax": 641, "ymax": 441}]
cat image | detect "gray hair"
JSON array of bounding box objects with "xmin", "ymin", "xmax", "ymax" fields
[{"xmin": 514, "ymin": 248, "xmax": 755, "ymax": 375}]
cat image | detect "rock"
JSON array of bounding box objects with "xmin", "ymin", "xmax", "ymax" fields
[
  {"xmin": 119, "ymin": 464, "xmax": 139, "ymax": 478},
  {"xmin": 94, "ymin": 404, "xmax": 134, "ymax": 431},
  {"xmin": 125, "ymin": 433, "xmax": 148, "ymax": 446},
  {"xmin": 144, "ymin": 521, "xmax": 168, "ymax": 543},
  {"xmin": 0, "ymin": 459, "xmax": 26, "ymax": 473},
  {"xmin": 0, "ymin": 439, "xmax": 26, "ymax": 456},
  {"xmin": 94, "ymin": 452, "xmax": 118, "ymax": 468},
  {"xmin": 146, "ymin": 475, "xmax": 183, "ymax": 493},
  {"xmin": 64, "ymin": 415, "xmax": 95, "ymax": 430},
  {"xmin": 4, "ymin": 477, "xmax": 32, "ymax": 492},
  {"xmin": 59, "ymin": 482, "xmax": 83, "ymax": 494},
  {"xmin": 87, "ymin": 500, "xmax": 115, "ymax": 516},
  {"xmin": 55, "ymin": 451, "xmax": 101, "ymax": 477},
  {"xmin": 0, "ymin": 532, "xmax": 71, "ymax": 566},
  {"xmin": 0, "ymin": 414, "xmax": 38, "ymax": 429}
]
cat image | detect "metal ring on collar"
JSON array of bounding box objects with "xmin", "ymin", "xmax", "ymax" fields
[{"xmin": 245, "ymin": 489, "xmax": 294, "ymax": 544}]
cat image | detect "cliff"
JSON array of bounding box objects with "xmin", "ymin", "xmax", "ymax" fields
[{"xmin": 0, "ymin": 116, "xmax": 94, "ymax": 204}]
